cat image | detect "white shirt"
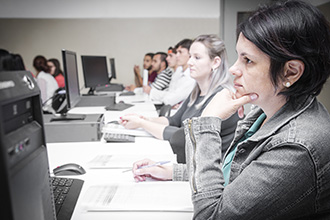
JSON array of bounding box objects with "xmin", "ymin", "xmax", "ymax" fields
[
  {"xmin": 149, "ymin": 66, "xmax": 195, "ymax": 106},
  {"xmin": 36, "ymin": 71, "xmax": 59, "ymax": 110}
]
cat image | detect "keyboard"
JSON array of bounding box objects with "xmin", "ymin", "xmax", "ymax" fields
[
  {"xmin": 103, "ymin": 132, "xmax": 135, "ymax": 143},
  {"xmin": 52, "ymin": 177, "xmax": 84, "ymax": 220},
  {"xmin": 105, "ymin": 102, "xmax": 133, "ymax": 111}
]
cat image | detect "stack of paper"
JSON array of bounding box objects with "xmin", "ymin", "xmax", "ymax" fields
[{"xmin": 82, "ymin": 182, "xmax": 193, "ymax": 212}]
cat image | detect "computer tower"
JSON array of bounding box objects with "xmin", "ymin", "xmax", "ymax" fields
[
  {"xmin": 0, "ymin": 71, "xmax": 56, "ymax": 220},
  {"xmin": 43, "ymin": 113, "xmax": 103, "ymax": 143}
]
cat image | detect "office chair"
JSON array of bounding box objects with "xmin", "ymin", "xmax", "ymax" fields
[
  {"xmin": 169, "ymin": 128, "xmax": 186, "ymax": 163},
  {"xmin": 158, "ymin": 104, "xmax": 171, "ymax": 117}
]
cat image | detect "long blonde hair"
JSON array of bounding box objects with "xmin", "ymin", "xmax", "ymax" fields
[{"xmin": 188, "ymin": 34, "xmax": 233, "ymax": 109}]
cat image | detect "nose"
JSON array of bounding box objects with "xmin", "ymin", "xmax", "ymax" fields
[
  {"xmin": 187, "ymin": 56, "xmax": 193, "ymax": 67},
  {"xmin": 229, "ymin": 60, "xmax": 242, "ymax": 77}
]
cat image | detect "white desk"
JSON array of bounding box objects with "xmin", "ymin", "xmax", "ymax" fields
[
  {"xmin": 47, "ymin": 95, "xmax": 193, "ymax": 219},
  {"xmin": 68, "ymin": 93, "xmax": 158, "ymax": 118},
  {"xmin": 47, "ymin": 139, "xmax": 193, "ymax": 220}
]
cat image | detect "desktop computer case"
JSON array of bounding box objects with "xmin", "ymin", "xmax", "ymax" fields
[
  {"xmin": 0, "ymin": 71, "xmax": 56, "ymax": 220},
  {"xmin": 44, "ymin": 114, "xmax": 103, "ymax": 143}
]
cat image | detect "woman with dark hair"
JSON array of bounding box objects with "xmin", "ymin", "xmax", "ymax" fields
[
  {"xmin": 132, "ymin": 1, "xmax": 330, "ymax": 219},
  {"xmin": 48, "ymin": 58, "xmax": 65, "ymax": 88},
  {"xmin": 11, "ymin": 54, "xmax": 25, "ymax": 71},
  {"xmin": 33, "ymin": 55, "xmax": 58, "ymax": 111},
  {"xmin": 0, "ymin": 51, "xmax": 25, "ymax": 71}
]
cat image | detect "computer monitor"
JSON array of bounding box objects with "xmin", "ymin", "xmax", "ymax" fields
[
  {"xmin": 109, "ymin": 58, "xmax": 117, "ymax": 80},
  {"xmin": 50, "ymin": 49, "xmax": 85, "ymax": 121},
  {"xmin": 81, "ymin": 56, "xmax": 109, "ymax": 95}
]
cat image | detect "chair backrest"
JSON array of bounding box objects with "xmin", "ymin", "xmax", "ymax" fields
[{"xmin": 158, "ymin": 104, "xmax": 171, "ymax": 117}]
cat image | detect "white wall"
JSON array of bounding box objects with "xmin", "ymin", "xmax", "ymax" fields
[
  {"xmin": 0, "ymin": 0, "xmax": 220, "ymax": 18},
  {"xmin": 0, "ymin": 0, "xmax": 221, "ymax": 87}
]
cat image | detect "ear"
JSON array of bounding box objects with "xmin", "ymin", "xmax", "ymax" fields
[
  {"xmin": 283, "ymin": 60, "xmax": 304, "ymax": 87},
  {"xmin": 161, "ymin": 61, "xmax": 166, "ymax": 70},
  {"xmin": 212, "ymin": 56, "xmax": 221, "ymax": 70}
]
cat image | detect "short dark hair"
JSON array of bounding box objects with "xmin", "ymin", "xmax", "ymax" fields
[
  {"xmin": 168, "ymin": 46, "xmax": 176, "ymax": 54},
  {"xmin": 11, "ymin": 54, "xmax": 25, "ymax": 71},
  {"xmin": 238, "ymin": 0, "xmax": 330, "ymax": 103},
  {"xmin": 145, "ymin": 53, "xmax": 155, "ymax": 59},
  {"xmin": 48, "ymin": 58, "xmax": 63, "ymax": 77},
  {"xmin": 155, "ymin": 52, "xmax": 168, "ymax": 68},
  {"xmin": 33, "ymin": 55, "xmax": 50, "ymax": 73},
  {"xmin": 175, "ymin": 38, "xmax": 193, "ymax": 51}
]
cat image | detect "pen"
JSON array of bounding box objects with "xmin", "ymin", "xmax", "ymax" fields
[{"xmin": 122, "ymin": 160, "xmax": 171, "ymax": 173}]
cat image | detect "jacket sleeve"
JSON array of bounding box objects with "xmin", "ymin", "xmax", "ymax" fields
[{"xmin": 183, "ymin": 116, "xmax": 316, "ymax": 220}]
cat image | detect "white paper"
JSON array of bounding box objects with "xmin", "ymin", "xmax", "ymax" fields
[
  {"xmin": 143, "ymin": 69, "xmax": 148, "ymax": 86},
  {"xmin": 82, "ymin": 182, "xmax": 193, "ymax": 212}
]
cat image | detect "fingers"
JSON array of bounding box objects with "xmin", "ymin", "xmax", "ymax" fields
[
  {"xmin": 233, "ymin": 93, "xmax": 258, "ymax": 107},
  {"xmin": 132, "ymin": 159, "xmax": 155, "ymax": 182},
  {"xmin": 238, "ymin": 106, "xmax": 245, "ymax": 118}
]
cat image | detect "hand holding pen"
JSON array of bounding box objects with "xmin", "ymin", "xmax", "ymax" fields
[{"xmin": 129, "ymin": 159, "xmax": 173, "ymax": 182}]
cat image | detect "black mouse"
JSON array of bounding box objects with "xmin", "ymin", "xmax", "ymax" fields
[{"xmin": 53, "ymin": 163, "xmax": 86, "ymax": 176}]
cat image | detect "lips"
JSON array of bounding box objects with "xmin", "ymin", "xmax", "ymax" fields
[{"xmin": 234, "ymin": 81, "xmax": 243, "ymax": 88}]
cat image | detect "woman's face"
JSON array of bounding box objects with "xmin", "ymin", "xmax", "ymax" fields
[
  {"xmin": 229, "ymin": 33, "xmax": 278, "ymax": 106},
  {"xmin": 143, "ymin": 55, "xmax": 153, "ymax": 70},
  {"xmin": 188, "ymin": 42, "xmax": 213, "ymax": 81},
  {"xmin": 47, "ymin": 61, "xmax": 56, "ymax": 75}
]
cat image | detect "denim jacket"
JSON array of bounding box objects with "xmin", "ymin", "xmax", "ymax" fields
[{"xmin": 175, "ymin": 95, "xmax": 330, "ymax": 219}]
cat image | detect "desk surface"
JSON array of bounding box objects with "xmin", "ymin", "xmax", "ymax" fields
[
  {"xmin": 47, "ymin": 139, "xmax": 193, "ymax": 220},
  {"xmin": 47, "ymin": 94, "xmax": 193, "ymax": 219}
]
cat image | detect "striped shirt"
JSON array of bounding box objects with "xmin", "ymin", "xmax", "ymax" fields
[{"xmin": 150, "ymin": 67, "xmax": 173, "ymax": 91}]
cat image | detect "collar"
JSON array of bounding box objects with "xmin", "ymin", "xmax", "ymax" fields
[{"xmin": 241, "ymin": 95, "xmax": 315, "ymax": 143}]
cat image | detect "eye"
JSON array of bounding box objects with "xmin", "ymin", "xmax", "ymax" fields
[{"xmin": 243, "ymin": 56, "xmax": 252, "ymax": 64}]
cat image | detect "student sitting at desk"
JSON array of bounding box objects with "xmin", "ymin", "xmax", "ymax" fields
[
  {"xmin": 132, "ymin": 1, "xmax": 330, "ymax": 219},
  {"xmin": 120, "ymin": 34, "xmax": 239, "ymax": 152},
  {"xmin": 143, "ymin": 52, "xmax": 173, "ymax": 95},
  {"xmin": 148, "ymin": 39, "xmax": 196, "ymax": 107},
  {"xmin": 125, "ymin": 53, "xmax": 156, "ymax": 91}
]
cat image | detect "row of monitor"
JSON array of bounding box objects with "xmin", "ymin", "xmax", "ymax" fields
[
  {"xmin": 61, "ymin": 50, "xmax": 117, "ymax": 112},
  {"xmin": 82, "ymin": 55, "xmax": 117, "ymax": 94}
]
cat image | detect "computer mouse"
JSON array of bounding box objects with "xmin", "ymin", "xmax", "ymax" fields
[{"xmin": 53, "ymin": 163, "xmax": 86, "ymax": 176}]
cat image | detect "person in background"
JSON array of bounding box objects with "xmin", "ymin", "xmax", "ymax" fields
[
  {"xmin": 0, "ymin": 50, "xmax": 25, "ymax": 71},
  {"xmin": 11, "ymin": 54, "xmax": 25, "ymax": 71},
  {"xmin": 132, "ymin": 1, "xmax": 330, "ymax": 219},
  {"xmin": 48, "ymin": 58, "xmax": 65, "ymax": 88},
  {"xmin": 121, "ymin": 35, "xmax": 239, "ymax": 151},
  {"xmin": 33, "ymin": 55, "xmax": 58, "ymax": 111},
  {"xmin": 143, "ymin": 52, "xmax": 173, "ymax": 95},
  {"xmin": 0, "ymin": 49, "xmax": 9, "ymax": 71},
  {"xmin": 149, "ymin": 39, "xmax": 195, "ymax": 107},
  {"xmin": 166, "ymin": 46, "xmax": 178, "ymax": 72},
  {"xmin": 126, "ymin": 53, "xmax": 156, "ymax": 91}
]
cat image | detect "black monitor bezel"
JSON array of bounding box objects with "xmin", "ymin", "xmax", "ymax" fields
[
  {"xmin": 81, "ymin": 55, "xmax": 109, "ymax": 89},
  {"xmin": 61, "ymin": 49, "xmax": 81, "ymax": 110},
  {"xmin": 109, "ymin": 58, "xmax": 116, "ymax": 80}
]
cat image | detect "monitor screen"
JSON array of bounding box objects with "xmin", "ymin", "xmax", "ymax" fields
[
  {"xmin": 109, "ymin": 58, "xmax": 117, "ymax": 80},
  {"xmin": 81, "ymin": 56, "xmax": 109, "ymax": 89},
  {"xmin": 62, "ymin": 50, "xmax": 81, "ymax": 110}
]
